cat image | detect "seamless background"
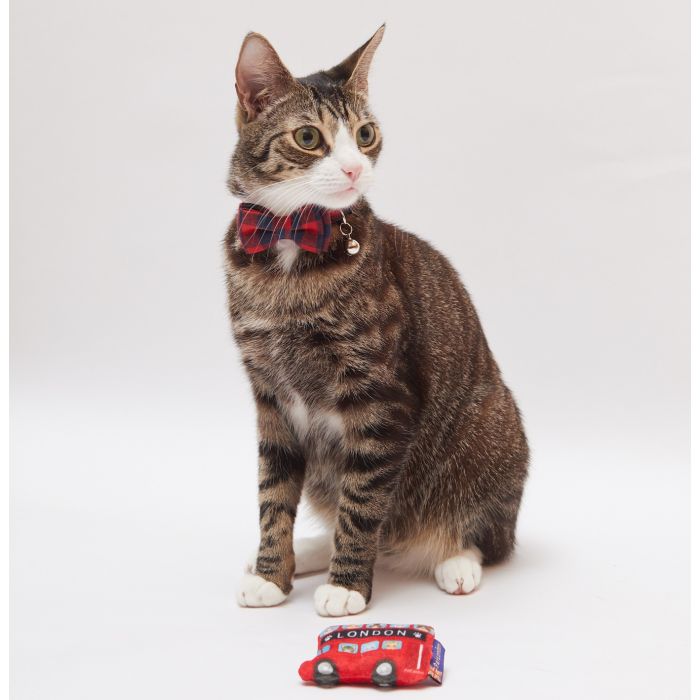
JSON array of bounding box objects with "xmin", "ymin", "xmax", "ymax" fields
[{"xmin": 11, "ymin": 1, "xmax": 689, "ymax": 698}]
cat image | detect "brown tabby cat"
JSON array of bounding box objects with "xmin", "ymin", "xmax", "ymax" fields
[{"xmin": 226, "ymin": 26, "xmax": 529, "ymax": 616}]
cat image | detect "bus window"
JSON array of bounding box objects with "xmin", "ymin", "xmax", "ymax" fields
[
  {"xmin": 381, "ymin": 640, "xmax": 403, "ymax": 650},
  {"xmin": 338, "ymin": 643, "xmax": 359, "ymax": 654},
  {"xmin": 361, "ymin": 641, "xmax": 379, "ymax": 653}
]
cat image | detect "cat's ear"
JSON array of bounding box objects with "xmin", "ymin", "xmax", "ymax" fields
[
  {"xmin": 326, "ymin": 24, "xmax": 385, "ymax": 95},
  {"xmin": 235, "ymin": 32, "xmax": 296, "ymax": 122}
]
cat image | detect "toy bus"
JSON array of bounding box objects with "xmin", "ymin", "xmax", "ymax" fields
[{"xmin": 298, "ymin": 623, "xmax": 445, "ymax": 687}]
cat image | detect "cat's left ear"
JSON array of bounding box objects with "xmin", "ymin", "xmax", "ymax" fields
[{"xmin": 326, "ymin": 24, "xmax": 385, "ymax": 95}]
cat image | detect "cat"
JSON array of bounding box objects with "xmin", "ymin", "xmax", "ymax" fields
[{"xmin": 225, "ymin": 25, "xmax": 529, "ymax": 617}]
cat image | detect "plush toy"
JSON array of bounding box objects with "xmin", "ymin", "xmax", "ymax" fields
[{"xmin": 298, "ymin": 623, "xmax": 445, "ymax": 687}]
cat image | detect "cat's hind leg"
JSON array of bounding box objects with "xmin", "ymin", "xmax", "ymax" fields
[
  {"xmin": 294, "ymin": 533, "xmax": 333, "ymax": 575},
  {"xmin": 433, "ymin": 501, "xmax": 520, "ymax": 595},
  {"xmin": 434, "ymin": 548, "xmax": 483, "ymax": 595}
]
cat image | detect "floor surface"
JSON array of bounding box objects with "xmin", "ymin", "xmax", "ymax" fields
[{"xmin": 12, "ymin": 398, "xmax": 689, "ymax": 699}]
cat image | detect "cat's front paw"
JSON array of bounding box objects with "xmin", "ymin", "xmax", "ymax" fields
[
  {"xmin": 237, "ymin": 573, "xmax": 288, "ymax": 608},
  {"xmin": 314, "ymin": 583, "xmax": 367, "ymax": 616},
  {"xmin": 434, "ymin": 550, "xmax": 482, "ymax": 595}
]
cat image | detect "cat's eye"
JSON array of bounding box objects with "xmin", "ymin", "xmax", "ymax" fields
[
  {"xmin": 356, "ymin": 123, "xmax": 376, "ymax": 147},
  {"xmin": 294, "ymin": 126, "xmax": 322, "ymax": 150}
]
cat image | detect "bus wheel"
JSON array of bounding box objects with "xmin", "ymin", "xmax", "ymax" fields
[
  {"xmin": 372, "ymin": 659, "xmax": 397, "ymax": 687},
  {"xmin": 313, "ymin": 659, "xmax": 339, "ymax": 686}
]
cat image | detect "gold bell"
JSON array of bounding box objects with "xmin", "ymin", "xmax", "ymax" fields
[{"xmin": 339, "ymin": 213, "xmax": 360, "ymax": 256}]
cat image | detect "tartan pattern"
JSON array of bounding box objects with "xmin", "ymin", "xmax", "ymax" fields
[{"xmin": 236, "ymin": 203, "xmax": 344, "ymax": 255}]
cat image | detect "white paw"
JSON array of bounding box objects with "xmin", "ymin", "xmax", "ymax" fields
[
  {"xmin": 295, "ymin": 534, "xmax": 332, "ymax": 575},
  {"xmin": 237, "ymin": 574, "xmax": 288, "ymax": 608},
  {"xmin": 434, "ymin": 549, "xmax": 482, "ymax": 595},
  {"xmin": 314, "ymin": 583, "xmax": 367, "ymax": 617}
]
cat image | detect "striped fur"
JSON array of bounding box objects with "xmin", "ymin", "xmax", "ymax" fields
[{"xmin": 226, "ymin": 28, "xmax": 529, "ymax": 607}]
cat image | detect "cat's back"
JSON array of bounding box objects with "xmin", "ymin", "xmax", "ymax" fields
[{"xmin": 374, "ymin": 217, "xmax": 492, "ymax": 364}]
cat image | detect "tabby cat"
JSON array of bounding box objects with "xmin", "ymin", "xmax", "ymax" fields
[{"xmin": 226, "ymin": 26, "xmax": 529, "ymax": 616}]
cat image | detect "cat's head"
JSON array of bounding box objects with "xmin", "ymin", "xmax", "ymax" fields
[{"xmin": 228, "ymin": 26, "xmax": 384, "ymax": 215}]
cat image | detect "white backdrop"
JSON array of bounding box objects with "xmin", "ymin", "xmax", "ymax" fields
[{"xmin": 11, "ymin": 1, "xmax": 689, "ymax": 698}]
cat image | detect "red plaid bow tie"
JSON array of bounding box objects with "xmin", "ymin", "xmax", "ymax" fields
[{"xmin": 236, "ymin": 203, "xmax": 344, "ymax": 255}]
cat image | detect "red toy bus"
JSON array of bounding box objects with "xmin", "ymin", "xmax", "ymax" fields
[{"xmin": 298, "ymin": 623, "xmax": 445, "ymax": 687}]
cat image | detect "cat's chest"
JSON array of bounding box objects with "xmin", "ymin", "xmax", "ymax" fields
[
  {"xmin": 234, "ymin": 306, "xmax": 355, "ymax": 406},
  {"xmin": 237, "ymin": 312, "xmax": 351, "ymax": 448},
  {"xmin": 230, "ymin": 257, "xmax": 394, "ymax": 445}
]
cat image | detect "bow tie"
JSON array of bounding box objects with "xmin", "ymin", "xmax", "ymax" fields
[{"xmin": 236, "ymin": 203, "xmax": 344, "ymax": 255}]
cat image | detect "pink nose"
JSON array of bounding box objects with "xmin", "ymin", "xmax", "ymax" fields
[{"xmin": 342, "ymin": 165, "xmax": 363, "ymax": 183}]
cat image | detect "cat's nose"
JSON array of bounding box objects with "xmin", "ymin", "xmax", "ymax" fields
[{"xmin": 342, "ymin": 165, "xmax": 363, "ymax": 183}]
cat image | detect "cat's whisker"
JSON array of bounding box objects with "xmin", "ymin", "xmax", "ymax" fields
[
  {"xmin": 241, "ymin": 175, "xmax": 311, "ymax": 207},
  {"xmin": 237, "ymin": 178, "xmax": 311, "ymax": 242},
  {"xmin": 235, "ymin": 179, "xmax": 308, "ymax": 239}
]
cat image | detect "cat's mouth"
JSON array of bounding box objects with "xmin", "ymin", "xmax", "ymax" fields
[{"xmin": 308, "ymin": 182, "xmax": 367, "ymax": 211}]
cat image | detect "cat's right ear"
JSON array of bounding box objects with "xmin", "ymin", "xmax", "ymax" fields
[{"xmin": 235, "ymin": 33, "xmax": 295, "ymax": 122}]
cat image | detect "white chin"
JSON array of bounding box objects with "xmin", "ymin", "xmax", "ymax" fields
[{"xmin": 314, "ymin": 189, "xmax": 362, "ymax": 210}]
